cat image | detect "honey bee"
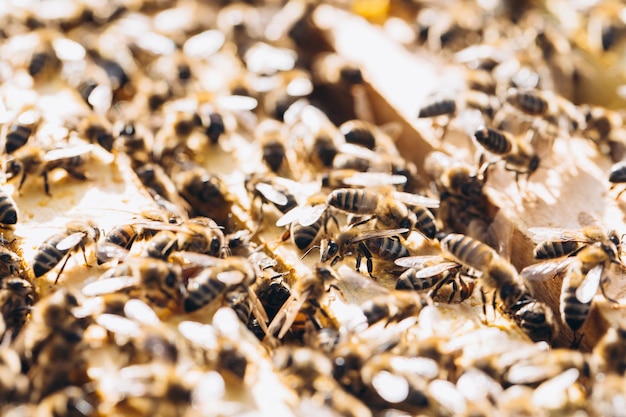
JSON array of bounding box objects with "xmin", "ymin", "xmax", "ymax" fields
[
  {"xmin": 170, "ymin": 162, "xmax": 233, "ymax": 224},
  {"xmin": 609, "ymin": 160, "xmax": 626, "ymax": 198},
  {"xmin": 256, "ymin": 274, "xmax": 291, "ymax": 323},
  {"xmin": 1, "ymin": 107, "xmax": 41, "ymax": 154},
  {"xmin": 320, "ymin": 226, "xmax": 410, "ymax": 278},
  {"xmin": 82, "ymin": 258, "xmax": 184, "ymax": 312},
  {"xmin": 582, "ymin": 105, "xmax": 625, "ymax": 162},
  {"xmin": 183, "ymin": 255, "xmax": 257, "ymax": 314},
  {"xmin": 245, "ymin": 174, "xmax": 299, "ymax": 220},
  {"xmin": 394, "ymin": 255, "xmax": 477, "ymax": 303},
  {"xmin": 474, "ymin": 125, "xmax": 540, "ymax": 184},
  {"xmin": 272, "ymin": 346, "xmax": 373, "ymax": 417},
  {"xmin": 153, "ymin": 109, "xmax": 204, "ymax": 160},
  {"xmin": 360, "ymin": 290, "xmax": 431, "ymax": 327},
  {"xmin": 339, "ymin": 120, "xmax": 377, "ymax": 150},
  {"xmin": 528, "ymin": 215, "xmax": 621, "ymax": 260},
  {"xmin": 326, "ymin": 187, "xmax": 438, "ymax": 218},
  {"xmin": 265, "ymin": 263, "xmax": 340, "ymax": 340},
  {"xmin": 32, "ymin": 219, "xmax": 101, "ymax": 283},
  {"xmin": 505, "ymin": 87, "xmax": 551, "ymax": 117},
  {"xmin": 204, "ymin": 111, "xmax": 226, "ymax": 145},
  {"xmin": 0, "ymin": 187, "xmax": 18, "ymax": 226},
  {"xmin": 592, "ymin": 324, "xmax": 626, "ymax": 375},
  {"xmin": 0, "ymin": 276, "xmax": 34, "ymax": 337},
  {"xmin": 27, "ymin": 31, "xmax": 63, "ymax": 82},
  {"xmin": 5, "ymin": 144, "xmax": 95, "ymax": 195},
  {"xmin": 417, "ymin": 96, "xmax": 457, "ymax": 140},
  {"xmin": 176, "ymin": 217, "xmax": 226, "ymax": 257},
  {"xmin": 441, "ymin": 233, "xmax": 557, "ymax": 341},
  {"xmin": 79, "ymin": 114, "xmax": 115, "ymax": 152},
  {"xmin": 141, "ymin": 230, "xmax": 179, "ymax": 260},
  {"xmin": 256, "ymin": 119, "xmax": 288, "ymax": 173}
]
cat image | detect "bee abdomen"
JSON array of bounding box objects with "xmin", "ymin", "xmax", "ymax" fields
[
  {"xmin": 534, "ymin": 241, "xmax": 580, "ymax": 259},
  {"xmin": 292, "ymin": 222, "xmax": 322, "ymax": 250},
  {"xmin": 560, "ymin": 287, "xmax": 591, "ymax": 331},
  {"xmin": 440, "ymin": 233, "xmax": 495, "ymax": 271},
  {"xmin": 262, "ymin": 140, "xmax": 285, "ymax": 172},
  {"xmin": 474, "ymin": 126, "xmax": 512, "ymax": 155},
  {"xmin": 508, "ymin": 90, "xmax": 548, "ymax": 115},
  {"xmin": 33, "ymin": 239, "xmax": 68, "ymax": 278},
  {"xmin": 340, "ymin": 121, "xmax": 376, "ymax": 150},
  {"xmin": 184, "ymin": 276, "xmax": 227, "ymax": 312},
  {"xmin": 413, "ymin": 207, "xmax": 436, "ymax": 239},
  {"xmin": 327, "ymin": 189, "xmax": 378, "ymax": 215},
  {"xmin": 0, "ymin": 191, "xmax": 18, "ymax": 225},
  {"xmin": 367, "ymin": 237, "xmax": 409, "ymax": 260},
  {"xmin": 417, "ymin": 99, "xmax": 456, "ymax": 118},
  {"xmin": 6, "ymin": 124, "xmax": 32, "ymax": 154},
  {"xmin": 396, "ymin": 268, "xmax": 434, "ymax": 291}
]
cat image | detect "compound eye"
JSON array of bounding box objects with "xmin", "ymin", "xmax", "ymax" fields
[
  {"xmin": 328, "ymin": 241, "xmax": 339, "ymax": 257},
  {"xmin": 165, "ymin": 272, "xmax": 177, "ymax": 288}
]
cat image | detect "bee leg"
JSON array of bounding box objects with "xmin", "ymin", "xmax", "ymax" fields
[
  {"xmin": 42, "ymin": 171, "xmax": 51, "ymax": 195},
  {"xmin": 447, "ymin": 279, "xmax": 458, "ymax": 303},
  {"xmin": 357, "ymin": 242, "xmax": 375, "ymax": 279},
  {"xmin": 599, "ymin": 276, "xmax": 620, "ymax": 304},
  {"xmin": 18, "ymin": 172, "xmax": 28, "ymax": 194},
  {"xmin": 570, "ymin": 332, "xmax": 584, "ymax": 349},
  {"xmin": 53, "ymin": 253, "xmax": 72, "ymax": 285},
  {"xmin": 429, "ymin": 276, "xmax": 450, "ymax": 301}
]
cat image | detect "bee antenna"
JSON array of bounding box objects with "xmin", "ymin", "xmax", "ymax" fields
[{"xmin": 300, "ymin": 245, "xmax": 319, "ymax": 261}]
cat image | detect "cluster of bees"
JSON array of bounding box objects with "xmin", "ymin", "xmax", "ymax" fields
[{"xmin": 0, "ymin": 0, "xmax": 624, "ymax": 416}]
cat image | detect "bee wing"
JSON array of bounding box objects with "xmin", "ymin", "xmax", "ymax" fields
[
  {"xmin": 96, "ymin": 242, "xmax": 130, "ymax": 263},
  {"xmin": 173, "ymin": 251, "xmax": 223, "ymax": 268},
  {"xmin": 336, "ymin": 265, "xmax": 389, "ymax": 303},
  {"xmin": 349, "ymin": 228, "xmax": 409, "ymax": 243},
  {"xmin": 96, "ymin": 314, "xmax": 142, "ymax": 337},
  {"xmin": 216, "ymin": 95, "xmax": 258, "ymax": 111},
  {"xmin": 255, "ymin": 182, "xmax": 288, "ymax": 206},
  {"xmin": 124, "ymin": 299, "xmax": 161, "ymax": 326},
  {"xmin": 414, "ymin": 262, "xmax": 460, "ymax": 279},
  {"xmin": 392, "ymin": 191, "xmax": 440, "ymax": 208},
  {"xmin": 82, "ymin": 276, "xmax": 139, "ymax": 297},
  {"xmin": 577, "ymin": 212, "xmax": 599, "ymax": 228},
  {"xmin": 52, "ymin": 37, "xmax": 86, "ymax": 61},
  {"xmin": 342, "ymin": 172, "xmax": 407, "ymax": 187},
  {"xmin": 55, "ymin": 232, "xmax": 85, "ymax": 251},
  {"xmin": 216, "ymin": 270, "xmax": 246, "ymax": 286},
  {"xmin": 276, "ymin": 204, "xmax": 326, "ymax": 228},
  {"xmin": 277, "ymin": 294, "xmax": 309, "ymax": 339},
  {"xmin": 43, "ymin": 144, "xmax": 94, "ymax": 162},
  {"xmin": 247, "ymin": 286, "xmax": 269, "ymax": 330},
  {"xmin": 394, "ymin": 255, "xmax": 447, "ymax": 268},
  {"xmin": 576, "ymin": 263, "xmax": 603, "ymax": 303},
  {"xmin": 527, "ymin": 227, "xmax": 586, "ymax": 243},
  {"xmin": 520, "ymin": 259, "xmax": 574, "ymax": 282}
]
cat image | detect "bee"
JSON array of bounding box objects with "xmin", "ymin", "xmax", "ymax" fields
[
  {"xmin": 582, "ymin": 105, "xmax": 625, "ymax": 162},
  {"xmin": 26, "ymin": 31, "xmax": 63, "ymax": 82},
  {"xmin": 417, "ymin": 96, "xmax": 457, "ymax": 140},
  {"xmin": 1, "ymin": 107, "xmax": 41, "ymax": 154},
  {"xmin": 256, "ymin": 274, "xmax": 291, "ymax": 323},
  {"xmin": 183, "ymin": 256, "xmax": 257, "ymax": 314},
  {"xmin": 176, "ymin": 217, "xmax": 225, "ymax": 257},
  {"xmin": 326, "ymin": 187, "xmax": 438, "ymax": 218},
  {"xmin": 32, "ymin": 220, "xmax": 101, "ymax": 283},
  {"xmin": 320, "ymin": 226, "xmax": 410, "ymax": 278},
  {"xmin": 265, "ymin": 263, "xmax": 340, "ymax": 340},
  {"xmin": 170, "ymin": 163, "xmax": 233, "ymax": 224},
  {"xmin": 5, "ymin": 144, "xmax": 94, "ymax": 195},
  {"xmin": 245, "ymin": 174, "xmax": 299, "ymax": 221},
  {"xmin": 360, "ymin": 290, "xmax": 431, "ymax": 327},
  {"xmin": 474, "ymin": 125, "xmax": 540, "ymax": 184},
  {"xmin": 502, "ymin": 347, "xmax": 590, "ymax": 388},
  {"xmin": 153, "ymin": 109, "xmax": 204, "ymax": 160},
  {"xmin": 0, "ymin": 276, "xmax": 34, "ymax": 337},
  {"xmin": 79, "ymin": 114, "xmax": 114, "ymax": 152},
  {"xmin": 609, "ymin": 160, "xmax": 626, "ymax": 198},
  {"xmin": 592, "ymin": 324, "xmax": 626, "ymax": 375},
  {"xmin": 505, "ymin": 88, "xmax": 550, "ymax": 116},
  {"xmin": 204, "ymin": 111, "xmax": 225, "ymax": 145},
  {"xmin": 441, "ymin": 233, "xmax": 556, "ymax": 341},
  {"xmin": 114, "ymin": 122, "xmax": 152, "ymax": 168},
  {"xmin": 141, "ymin": 230, "xmax": 179, "ymax": 260},
  {"xmin": 256, "ymin": 119, "xmax": 288, "ymax": 173},
  {"xmin": 0, "ymin": 187, "xmax": 18, "ymax": 226},
  {"xmin": 82, "ymin": 258, "xmax": 184, "ymax": 312},
  {"xmin": 394, "ymin": 255, "xmax": 477, "ymax": 303},
  {"xmin": 528, "ymin": 216, "xmax": 621, "ymax": 260},
  {"xmin": 272, "ymin": 346, "xmax": 372, "ymax": 417},
  {"xmin": 339, "ymin": 120, "xmax": 377, "ymax": 150}
]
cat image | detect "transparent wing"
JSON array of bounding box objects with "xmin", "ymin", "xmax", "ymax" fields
[
  {"xmin": 96, "ymin": 242, "xmax": 130, "ymax": 263},
  {"xmin": 336, "ymin": 265, "xmax": 389, "ymax": 304},
  {"xmin": 216, "ymin": 270, "xmax": 246, "ymax": 286},
  {"xmin": 395, "ymin": 255, "xmax": 447, "ymax": 268},
  {"xmin": 82, "ymin": 276, "xmax": 139, "ymax": 296},
  {"xmin": 414, "ymin": 262, "xmax": 460, "ymax": 279},
  {"xmin": 173, "ymin": 251, "xmax": 223, "ymax": 268},
  {"xmin": 96, "ymin": 314, "xmax": 142, "ymax": 337},
  {"xmin": 277, "ymin": 294, "xmax": 309, "ymax": 339},
  {"xmin": 255, "ymin": 182, "xmax": 288, "ymax": 206},
  {"xmin": 392, "ymin": 191, "xmax": 440, "ymax": 208},
  {"xmin": 44, "ymin": 144, "xmax": 94, "ymax": 162},
  {"xmin": 216, "ymin": 95, "xmax": 258, "ymax": 111},
  {"xmin": 576, "ymin": 263, "xmax": 603, "ymax": 303},
  {"xmin": 350, "ymin": 228, "xmax": 409, "ymax": 243},
  {"xmin": 56, "ymin": 232, "xmax": 84, "ymax": 251},
  {"xmin": 520, "ymin": 259, "xmax": 574, "ymax": 282},
  {"xmin": 342, "ymin": 172, "xmax": 407, "ymax": 187},
  {"xmin": 124, "ymin": 299, "xmax": 161, "ymax": 326},
  {"xmin": 527, "ymin": 227, "xmax": 586, "ymax": 243},
  {"xmin": 276, "ymin": 204, "xmax": 326, "ymax": 227}
]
